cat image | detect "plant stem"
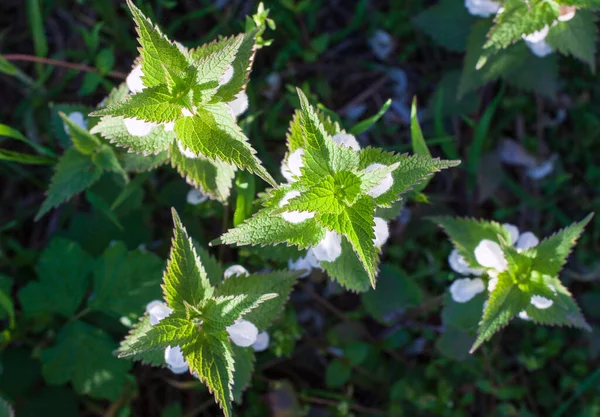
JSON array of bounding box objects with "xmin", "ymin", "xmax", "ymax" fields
[{"xmin": 2, "ymin": 54, "xmax": 127, "ymax": 79}]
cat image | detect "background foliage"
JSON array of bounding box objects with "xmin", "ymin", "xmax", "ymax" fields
[{"xmin": 0, "ymin": 0, "xmax": 599, "ymax": 416}]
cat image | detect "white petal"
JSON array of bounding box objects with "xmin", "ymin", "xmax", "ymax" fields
[
  {"xmin": 288, "ymin": 256, "xmax": 314, "ymax": 278},
  {"xmin": 365, "ymin": 163, "xmax": 393, "ymax": 198},
  {"xmin": 227, "ymin": 92, "xmax": 249, "ymax": 117},
  {"xmin": 163, "ymin": 121, "xmax": 175, "ymax": 132},
  {"xmin": 474, "ymin": 240, "xmax": 508, "ymax": 272},
  {"xmin": 263, "ymin": 72, "xmax": 281, "ymax": 100},
  {"xmin": 464, "ymin": 0, "xmax": 501, "ymax": 17},
  {"xmin": 503, "ymin": 223, "xmax": 520, "ymax": 245},
  {"xmin": 312, "ymin": 230, "xmax": 342, "ymax": 262},
  {"xmin": 177, "ymin": 141, "xmax": 197, "ymax": 159},
  {"xmin": 146, "ymin": 301, "xmax": 173, "ymax": 326},
  {"xmin": 124, "ymin": 118, "xmax": 156, "ymax": 137},
  {"xmin": 226, "ymin": 319, "xmax": 258, "ymax": 347},
  {"xmin": 63, "ymin": 112, "xmax": 87, "ymax": 134},
  {"xmin": 518, "ymin": 311, "xmax": 531, "ymax": 321},
  {"xmin": 515, "ymin": 232, "xmax": 539, "ymax": 251},
  {"xmin": 531, "ymin": 295, "xmax": 553, "ymax": 309},
  {"xmin": 448, "ymin": 249, "xmax": 484, "ymax": 275},
  {"xmin": 488, "ymin": 277, "xmax": 498, "ymax": 292},
  {"xmin": 181, "ymin": 107, "xmax": 195, "ymax": 117},
  {"xmin": 282, "ymin": 211, "xmax": 315, "ymax": 223},
  {"xmin": 526, "ymin": 157, "xmax": 555, "ymax": 180},
  {"xmin": 449, "ymin": 278, "xmax": 485, "ymax": 303},
  {"xmin": 252, "ymin": 331, "xmax": 270, "ymax": 352},
  {"xmin": 219, "ymin": 65, "xmax": 234, "ymax": 86},
  {"xmin": 187, "ymin": 189, "xmax": 208, "ymax": 205},
  {"xmin": 558, "ymin": 6, "xmax": 576, "ymax": 22},
  {"xmin": 332, "ymin": 133, "xmax": 360, "ymax": 151},
  {"xmin": 305, "ymin": 248, "xmax": 321, "ymax": 268},
  {"xmin": 373, "ymin": 217, "xmax": 389, "ymax": 248},
  {"xmin": 525, "ymin": 39, "xmax": 553, "ymax": 58},
  {"xmin": 368, "ymin": 29, "xmax": 394, "ymax": 60},
  {"xmin": 164, "ymin": 346, "xmax": 188, "ymax": 374},
  {"xmin": 126, "ymin": 64, "xmax": 145, "ymax": 94},
  {"xmin": 281, "ymin": 148, "xmax": 304, "ymax": 183},
  {"xmin": 224, "ymin": 265, "xmax": 249, "ymax": 279},
  {"xmin": 523, "ymin": 26, "xmax": 550, "ymax": 43}
]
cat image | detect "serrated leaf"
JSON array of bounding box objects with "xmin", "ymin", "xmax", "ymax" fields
[
  {"xmin": 92, "ymin": 145, "xmax": 127, "ymax": 180},
  {"xmin": 471, "ymin": 274, "xmax": 529, "ymax": 353},
  {"xmin": 90, "ymin": 116, "xmax": 175, "ymax": 155},
  {"xmin": 286, "ymin": 108, "xmax": 342, "ymax": 153},
  {"xmin": 432, "ymin": 216, "xmax": 513, "ymax": 269},
  {"xmin": 36, "ymin": 148, "xmax": 103, "ymax": 220},
  {"xmin": 121, "ymin": 150, "xmax": 169, "ymax": 172},
  {"xmin": 59, "ymin": 112, "xmax": 100, "ymax": 154},
  {"xmin": 41, "ymin": 321, "xmax": 131, "ymax": 400},
  {"xmin": 18, "ymin": 238, "xmax": 93, "ymax": 318},
  {"xmin": 170, "ymin": 141, "xmax": 236, "ymax": 202},
  {"xmin": 215, "ymin": 30, "xmax": 257, "ymax": 102},
  {"xmin": 163, "ymin": 209, "xmax": 214, "ymax": 311},
  {"xmin": 194, "ymin": 244, "xmax": 225, "ymax": 287},
  {"xmin": 202, "ymin": 293, "xmax": 277, "ymax": 332},
  {"xmin": 91, "ymin": 85, "xmax": 187, "ymax": 123},
  {"xmin": 231, "ymin": 344, "xmax": 255, "ymax": 404},
  {"xmin": 273, "ymin": 175, "xmax": 347, "ymax": 216},
  {"xmin": 97, "ymin": 83, "xmax": 130, "ymax": 109},
  {"xmin": 50, "ymin": 104, "xmax": 94, "ymax": 148},
  {"xmin": 320, "ymin": 238, "xmax": 371, "ymax": 292},
  {"xmin": 182, "ymin": 331, "xmax": 234, "ymax": 417},
  {"xmin": 118, "ymin": 316, "xmax": 196, "ymax": 357},
  {"xmin": 174, "ymin": 104, "xmax": 276, "ymax": 186},
  {"xmin": 118, "ymin": 314, "xmax": 166, "ymax": 366},
  {"xmin": 546, "ymin": 10, "xmax": 597, "ymax": 72},
  {"xmin": 214, "ymin": 271, "xmax": 297, "ymax": 329},
  {"xmin": 530, "ymin": 213, "xmax": 593, "ymax": 277},
  {"xmin": 126, "ymin": 0, "xmax": 191, "ymax": 88},
  {"xmin": 88, "ymin": 242, "xmax": 164, "ymax": 317}
]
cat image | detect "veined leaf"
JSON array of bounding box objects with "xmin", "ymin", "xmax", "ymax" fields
[
  {"xmin": 90, "ymin": 116, "xmax": 175, "ymax": 155},
  {"xmin": 118, "ymin": 314, "xmax": 167, "ymax": 366},
  {"xmin": 118, "ymin": 316, "xmax": 197, "ymax": 357},
  {"xmin": 59, "ymin": 112, "xmax": 100, "ymax": 155},
  {"xmin": 546, "ymin": 10, "xmax": 597, "ymax": 72},
  {"xmin": 202, "ymin": 293, "xmax": 277, "ymax": 332}
]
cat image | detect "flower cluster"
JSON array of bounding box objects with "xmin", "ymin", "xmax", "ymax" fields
[
  {"xmin": 280, "ymin": 132, "xmax": 391, "ymax": 275},
  {"xmin": 464, "ymin": 0, "xmax": 577, "ymax": 57},
  {"xmin": 448, "ymin": 223, "xmax": 553, "ymax": 317}
]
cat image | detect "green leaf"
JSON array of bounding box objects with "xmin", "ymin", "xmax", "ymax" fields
[
  {"xmin": 163, "ymin": 209, "xmax": 214, "ymax": 311},
  {"xmin": 546, "ymin": 10, "xmax": 597, "ymax": 72},
  {"xmin": 214, "ymin": 271, "xmax": 297, "ymax": 329},
  {"xmin": 91, "ymin": 85, "xmax": 187, "ymax": 123},
  {"xmin": 441, "ymin": 292, "xmax": 486, "ymax": 332},
  {"xmin": 59, "ymin": 112, "xmax": 101, "ymax": 154},
  {"xmin": 194, "ymin": 245, "xmax": 225, "ymax": 287},
  {"xmin": 471, "ymin": 274, "xmax": 529, "ymax": 353},
  {"xmin": 202, "ymin": 293, "xmax": 277, "ymax": 332},
  {"xmin": 412, "ymin": 0, "xmax": 475, "ymax": 52},
  {"xmin": 231, "ymin": 344, "xmax": 255, "ymax": 404},
  {"xmin": 349, "ymin": 99, "xmax": 392, "ymax": 135},
  {"xmin": 325, "ymin": 359, "xmax": 351, "ymax": 388},
  {"xmin": 90, "ymin": 116, "xmax": 175, "ymax": 155},
  {"xmin": 89, "ymin": 242, "xmax": 164, "ymax": 317},
  {"xmin": 0, "ymin": 149, "xmax": 55, "ymax": 165},
  {"xmin": 92, "ymin": 145, "xmax": 127, "ymax": 180},
  {"xmin": 530, "ymin": 213, "xmax": 594, "ymax": 277},
  {"xmin": 121, "ymin": 150, "xmax": 169, "ymax": 172},
  {"xmin": 0, "ymin": 397, "xmax": 13, "ymax": 417},
  {"xmin": 40, "ymin": 321, "xmax": 131, "ymax": 400},
  {"xmin": 272, "ymin": 174, "xmax": 349, "ymax": 216},
  {"xmin": 126, "ymin": 0, "xmax": 191, "ymax": 88},
  {"xmin": 320, "ymin": 238, "xmax": 372, "ymax": 292},
  {"xmin": 182, "ymin": 331, "xmax": 234, "ymax": 417},
  {"xmin": 119, "ymin": 316, "xmax": 197, "ymax": 358},
  {"xmin": 118, "ymin": 314, "xmax": 166, "ymax": 366},
  {"xmin": 36, "ymin": 148, "xmax": 103, "ymax": 220},
  {"xmin": 18, "ymin": 238, "xmax": 93, "ymax": 318},
  {"xmin": 410, "ymin": 98, "xmax": 430, "ymax": 158},
  {"xmin": 170, "ymin": 141, "xmax": 236, "ymax": 202},
  {"xmin": 233, "ymin": 171, "xmax": 256, "ymax": 227},
  {"xmin": 97, "ymin": 83, "xmax": 130, "ymax": 109},
  {"xmin": 432, "ymin": 216, "xmax": 513, "ymax": 269},
  {"xmin": 214, "ymin": 30, "xmax": 258, "ymax": 102},
  {"xmin": 174, "ymin": 104, "xmax": 276, "ymax": 187}
]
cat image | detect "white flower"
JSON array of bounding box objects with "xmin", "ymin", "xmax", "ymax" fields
[
  {"xmin": 488, "ymin": 277, "xmax": 498, "ymax": 292},
  {"xmin": 515, "ymin": 232, "xmax": 539, "ymax": 251},
  {"xmin": 163, "ymin": 121, "xmax": 175, "ymax": 132},
  {"xmin": 124, "ymin": 118, "xmax": 157, "ymax": 137},
  {"xmin": 182, "ymin": 107, "xmax": 195, "ymax": 117},
  {"xmin": 224, "ymin": 264, "xmax": 249, "ymax": 279},
  {"xmin": 219, "ymin": 65, "xmax": 234, "ymax": 86},
  {"xmin": 62, "ymin": 112, "xmax": 87, "ymax": 134},
  {"xmin": 365, "ymin": 163, "xmax": 393, "ymax": 198},
  {"xmin": 227, "ymin": 92, "xmax": 249, "ymax": 117},
  {"xmin": 281, "ymin": 148, "xmax": 304, "ymax": 183},
  {"xmin": 369, "ymin": 29, "xmax": 394, "ymax": 60},
  {"xmin": 263, "ymin": 72, "xmax": 282, "ymax": 100},
  {"xmin": 474, "ymin": 240, "xmax": 508, "ymax": 272},
  {"xmin": 558, "ymin": 6, "xmax": 576, "ymax": 22},
  {"xmin": 465, "ymin": 0, "xmax": 501, "ymax": 17},
  {"xmin": 373, "ymin": 217, "xmax": 389, "ymax": 248},
  {"xmin": 332, "ymin": 133, "xmax": 360, "ymax": 151},
  {"xmin": 164, "ymin": 346, "xmax": 189, "ymax": 374},
  {"xmin": 279, "ymin": 190, "xmax": 315, "ymax": 224},
  {"xmin": 531, "ymin": 295, "xmax": 553, "ymax": 309},
  {"xmin": 187, "ymin": 189, "xmax": 208, "ymax": 205},
  {"xmin": 450, "ymin": 278, "xmax": 485, "ymax": 303},
  {"xmin": 526, "ymin": 157, "xmax": 556, "ymax": 180},
  {"xmin": 146, "ymin": 300, "xmax": 173, "ymax": 326},
  {"xmin": 518, "ymin": 310, "xmax": 531, "ymax": 320},
  {"xmin": 252, "ymin": 331, "xmax": 270, "ymax": 352},
  {"xmin": 226, "ymin": 319, "xmax": 258, "ymax": 347},
  {"xmin": 448, "ymin": 248, "xmax": 484, "ymax": 276},
  {"xmin": 312, "ymin": 230, "xmax": 342, "ymax": 262},
  {"xmin": 177, "ymin": 141, "xmax": 197, "ymax": 159},
  {"xmin": 126, "ymin": 64, "xmax": 145, "ymax": 94},
  {"xmin": 503, "ymin": 223, "xmax": 520, "ymax": 245},
  {"xmin": 523, "ymin": 26, "xmax": 553, "ymax": 58},
  {"xmin": 288, "ymin": 250, "xmax": 320, "ymax": 278}
]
